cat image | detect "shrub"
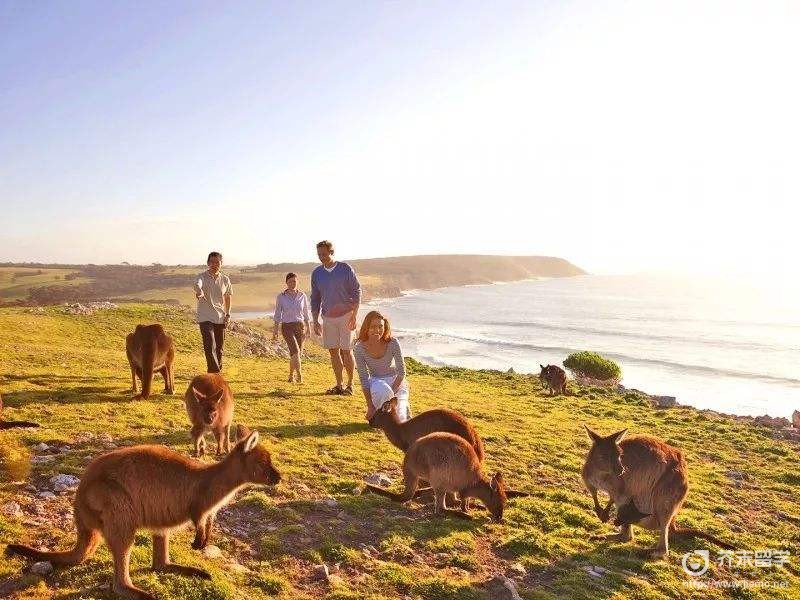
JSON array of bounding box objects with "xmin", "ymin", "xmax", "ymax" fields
[{"xmin": 563, "ymin": 351, "xmax": 621, "ymax": 382}]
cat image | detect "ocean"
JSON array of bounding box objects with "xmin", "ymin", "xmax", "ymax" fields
[{"xmin": 235, "ymin": 274, "xmax": 800, "ymax": 418}]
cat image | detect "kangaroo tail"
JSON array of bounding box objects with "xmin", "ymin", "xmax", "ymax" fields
[
  {"xmin": 363, "ymin": 484, "xmax": 415, "ymax": 503},
  {"xmin": 6, "ymin": 525, "xmax": 100, "ymax": 565},
  {"xmin": 140, "ymin": 333, "xmax": 157, "ymax": 399},
  {"xmin": 671, "ymin": 525, "xmax": 735, "ymax": 550},
  {"xmin": 0, "ymin": 420, "xmax": 40, "ymax": 429}
]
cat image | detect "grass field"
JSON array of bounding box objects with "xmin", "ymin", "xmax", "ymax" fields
[{"xmin": 1, "ymin": 304, "xmax": 798, "ymax": 599}]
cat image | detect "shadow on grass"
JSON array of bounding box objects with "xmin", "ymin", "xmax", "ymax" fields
[{"xmin": 260, "ymin": 421, "xmax": 369, "ymax": 439}]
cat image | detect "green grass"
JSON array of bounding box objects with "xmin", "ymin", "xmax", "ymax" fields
[{"xmin": 0, "ymin": 304, "xmax": 798, "ymax": 598}]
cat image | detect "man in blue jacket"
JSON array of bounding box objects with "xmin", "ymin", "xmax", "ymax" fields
[{"xmin": 310, "ymin": 240, "xmax": 361, "ymax": 395}]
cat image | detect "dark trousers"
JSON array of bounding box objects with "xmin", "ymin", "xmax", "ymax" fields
[{"xmin": 199, "ymin": 321, "xmax": 225, "ymax": 373}]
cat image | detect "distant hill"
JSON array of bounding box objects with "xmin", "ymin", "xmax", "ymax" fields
[{"xmin": 0, "ymin": 255, "xmax": 585, "ymax": 311}]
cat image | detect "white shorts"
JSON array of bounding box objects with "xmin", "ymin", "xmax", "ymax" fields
[
  {"xmin": 369, "ymin": 376, "xmax": 411, "ymax": 422},
  {"xmin": 322, "ymin": 314, "xmax": 353, "ymax": 350}
]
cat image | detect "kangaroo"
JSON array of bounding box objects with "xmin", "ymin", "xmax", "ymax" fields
[
  {"xmin": 184, "ymin": 373, "xmax": 234, "ymax": 457},
  {"xmin": 0, "ymin": 391, "xmax": 39, "ymax": 429},
  {"xmin": 365, "ymin": 432, "xmax": 506, "ymax": 522},
  {"xmin": 125, "ymin": 324, "xmax": 175, "ymax": 400},
  {"xmin": 582, "ymin": 425, "xmax": 734, "ymax": 558},
  {"xmin": 6, "ymin": 425, "xmax": 280, "ymax": 600},
  {"xmin": 539, "ymin": 364, "xmax": 568, "ymax": 396}
]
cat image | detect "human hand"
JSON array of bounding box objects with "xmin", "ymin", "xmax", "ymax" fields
[
  {"xmin": 313, "ymin": 322, "xmax": 322, "ymax": 336},
  {"xmin": 347, "ymin": 314, "xmax": 357, "ymax": 331}
]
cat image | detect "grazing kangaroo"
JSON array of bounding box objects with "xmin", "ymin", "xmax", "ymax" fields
[
  {"xmin": 365, "ymin": 432, "xmax": 507, "ymax": 522},
  {"xmin": 6, "ymin": 425, "xmax": 280, "ymax": 600},
  {"xmin": 539, "ymin": 364, "xmax": 568, "ymax": 396},
  {"xmin": 125, "ymin": 324, "xmax": 175, "ymax": 400},
  {"xmin": 0, "ymin": 391, "xmax": 39, "ymax": 429},
  {"xmin": 184, "ymin": 373, "xmax": 234, "ymax": 457},
  {"xmin": 582, "ymin": 425, "xmax": 734, "ymax": 558}
]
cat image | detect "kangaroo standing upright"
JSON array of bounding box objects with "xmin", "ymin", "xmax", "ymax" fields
[
  {"xmin": 582, "ymin": 425, "xmax": 733, "ymax": 558},
  {"xmin": 6, "ymin": 426, "xmax": 280, "ymax": 600},
  {"xmin": 184, "ymin": 373, "xmax": 234, "ymax": 456},
  {"xmin": 0, "ymin": 391, "xmax": 39, "ymax": 429},
  {"xmin": 539, "ymin": 364, "xmax": 568, "ymax": 396},
  {"xmin": 126, "ymin": 324, "xmax": 175, "ymax": 400}
]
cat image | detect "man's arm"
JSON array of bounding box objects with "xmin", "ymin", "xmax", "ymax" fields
[
  {"xmin": 310, "ymin": 270, "xmax": 322, "ymax": 335},
  {"xmin": 223, "ymin": 278, "xmax": 232, "ymax": 325},
  {"xmin": 347, "ymin": 265, "xmax": 362, "ymax": 330},
  {"xmin": 194, "ymin": 275, "xmax": 204, "ymax": 299}
]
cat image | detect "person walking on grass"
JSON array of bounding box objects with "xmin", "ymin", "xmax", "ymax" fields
[
  {"xmin": 272, "ymin": 272, "xmax": 311, "ymax": 383},
  {"xmin": 193, "ymin": 251, "xmax": 232, "ymax": 373},
  {"xmin": 354, "ymin": 310, "xmax": 412, "ymax": 422},
  {"xmin": 310, "ymin": 240, "xmax": 361, "ymax": 395}
]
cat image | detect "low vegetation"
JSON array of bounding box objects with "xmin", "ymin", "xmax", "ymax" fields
[
  {"xmin": 563, "ymin": 351, "xmax": 622, "ymax": 383},
  {"xmin": 0, "ymin": 305, "xmax": 798, "ymax": 599}
]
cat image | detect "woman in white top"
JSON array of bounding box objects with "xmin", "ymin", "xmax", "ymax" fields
[
  {"xmin": 353, "ymin": 310, "xmax": 411, "ymax": 422},
  {"xmin": 272, "ymin": 272, "xmax": 311, "ymax": 383}
]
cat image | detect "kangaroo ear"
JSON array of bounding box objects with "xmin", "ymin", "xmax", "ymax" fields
[
  {"xmin": 583, "ymin": 424, "xmax": 602, "ymax": 443},
  {"xmin": 389, "ymin": 397, "xmax": 398, "ymax": 411},
  {"xmin": 490, "ymin": 471, "xmax": 504, "ymax": 490},
  {"xmin": 242, "ymin": 430, "xmax": 260, "ymax": 453},
  {"xmin": 191, "ymin": 387, "xmax": 206, "ymax": 401},
  {"xmin": 236, "ymin": 424, "xmax": 252, "ymax": 441},
  {"xmin": 610, "ymin": 428, "xmax": 628, "ymax": 444}
]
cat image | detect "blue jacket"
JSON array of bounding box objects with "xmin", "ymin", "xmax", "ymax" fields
[{"xmin": 310, "ymin": 262, "xmax": 362, "ymax": 319}]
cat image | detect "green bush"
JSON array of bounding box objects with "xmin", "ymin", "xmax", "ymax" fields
[{"xmin": 563, "ymin": 351, "xmax": 621, "ymax": 382}]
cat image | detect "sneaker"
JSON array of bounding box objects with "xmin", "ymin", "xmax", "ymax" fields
[
  {"xmin": 342, "ymin": 384, "xmax": 354, "ymax": 396},
  {"xmin": 325, "ymin": 385, "xmax": 344, "ymax": 395}
]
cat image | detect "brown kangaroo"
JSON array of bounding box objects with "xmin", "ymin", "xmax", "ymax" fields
[
  {"xmin": 0, "ymin": 391, "xmax": 39, "ymax": 429},
  {"xmin": 365, "ymin": 432, "xmax": 507, "ymax": 522},
  {"xmin": 539, "ymin": 364, "xmax": 568, "ymax": 396},
  {"xmin": 125, "ymin": 324, "xmax": 175, "ymax": 400},
  {"xmin": 6, "ymin": 425, "xmax": 280, "ymax": 600},
  {"xmin": 184, "ymin": 373, "xmax": 234, "ymax": 457},
  {"xmin": 582, "ymin": 425, "xmax": 733, "ymax": 558}
]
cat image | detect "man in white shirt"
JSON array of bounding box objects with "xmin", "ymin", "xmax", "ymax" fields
[{"xmin": 193, "ymin": 251, "xmax": 233, "ymax": 373}]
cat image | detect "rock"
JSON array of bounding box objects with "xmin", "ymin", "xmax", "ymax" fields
[
  {"xmin": 364, "ymin": 473, "xmax": 392, "ymax": 487},
  {"xmin": 321, "ymin": 498, "xmax": 338, "ymax": 508},
  {"xmin": 582, "ymin": 565, "xmax": 605, "ymax": 578},
  {"xmin": 202, "ymin": 545, "xmax": 222, "ymax": 559},
  {"xmin": 50, "ymin": 474, "xmax": 80, "ymax": 490},
  {"xmin": 31, "ymin": 561, "xmax": 54, "ymax": 576},
  {"xmin": 507, "ymin": 562, "xmax": 526, "ymax": 577},
  {"xmin": 489, "ymin": 575, "xmax": 523, "ymax": 600},
  {"xmin": 1, "ymin": 501, "xmax": 23, "ymax": 517},
  {"xmin": 313, "ymin": 564, "xmax": 329, "ymax": 580},
  {"xmin": 34, "ymin": 443, "xmax": 50, "ymax": 452},
  {"xmin": 31, "ymin": 455, "xmax": 55, "ymax": 464},
  {"xmin": 650, "ymin": 395, "xmax": 677, "ymax": 408},
  {"xmin": 753, "ymin": 415, "xmax": 791, "ymax": 429},
  {"xmin": 228, "ymin": 562, "xmax": 249, "ymax": 574},
  {"xmin": 506, "ymin": 367, "xmax": 515, "ymax": 374},
  {"xmin": 37, "ymin": 491, "xmax": 56, "ymax": 499},
  {"xmin": 793, "ymin": 410, "xmax": 800, "ymax": 429},
  {"xmin": 63, "ymin": 301, "xmax": 117, "ymax": 315}
]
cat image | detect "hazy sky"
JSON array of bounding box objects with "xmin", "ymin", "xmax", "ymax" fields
[{"xmin": 2, "ymin": 1, "xmax": 798, "ymax": 276}]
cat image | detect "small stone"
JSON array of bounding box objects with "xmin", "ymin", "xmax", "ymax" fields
[
  {"xmin": 313, "ymin": 564, "xmax": 329, "ymax": 580},
  {"xmin": 37, "ymin": 491, "xmax": 56, "ymax": 499},
  {"xmin": 1, "ymin": 502, "xmax": 23, "ymax": 517},
  {"xmin": 321, "ymin": 498, "xmax": 338, "ymax": 508},
  {"xmin": 31, "ymin": 455, "xmax": 55, "ymax": 464},
  {"xmin": 490, "ymin": 575, "xmax": 523, "ymax": 600},
  {"xmin": 50, "ymin": 474, "xmax": 80, "ymax": 489},
  {"xmin": 34, "ymin": 443, "xmax": 49, "ymax": 452},
  {"xmin": 31, "ymin": 561, "xmax": 54, "ymax": 576},
  {"xmin": 582, "ymin": 565, "xmax": 604, "ymax": 578},
  {"xmin": 202, "ymin": 545, "xmax": 222, "ymax": 559},
  {"xmin": 365, "ymin": 473, "xmax": 392, "ymax": 487}
]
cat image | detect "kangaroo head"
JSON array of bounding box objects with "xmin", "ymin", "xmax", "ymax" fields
[
  {"xmin": 192, "ymin": 386, "xmax": 224, "ymax": 425},
  {"xmin": 487, "ymin": 471, "xmax": 507, "ymax": 522},
  {"xmin": 232, "ymin": 425, "xmax": 281, "ymax": 486},
  {"xmin": 368, "ymin": 397, "xmax": 398, "ymax": 429},
  {"xmin": 583, "ymin": 425, "xmax": 627, "ymax": 478}
]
